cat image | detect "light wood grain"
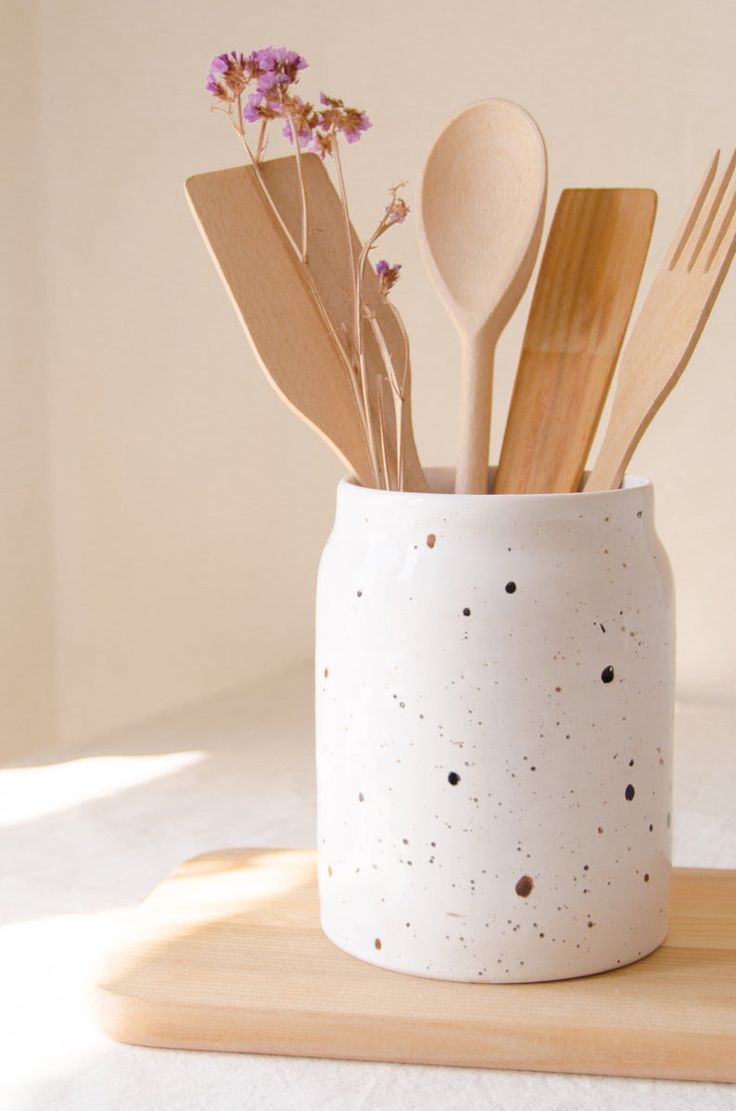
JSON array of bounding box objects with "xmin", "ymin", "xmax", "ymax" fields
[
  {"xmin": 586, "ymin": 150, "xmax": 736, "ymax": 491},
  {"xmin": 418, "ymin": 100, "xmax": 547, "ymax": 493},
  {"xmin": 496, "ymin": 189, "xmax": 656, "ymax": 494},
  {"xmin": 98, "ymin": 847, "xmax": 736, "ymax": 1082},
  {"xmin": 186, "ymin": 155, "xmax": 427, "ymax": 492}
]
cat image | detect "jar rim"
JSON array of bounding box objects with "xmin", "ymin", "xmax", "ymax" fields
[{"xmin": 342, "ymin": 466, "xmax": 652, "ymax": 502}]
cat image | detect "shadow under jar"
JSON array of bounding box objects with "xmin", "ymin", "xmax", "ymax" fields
[{"xmin": 315, "ymin": 467, "xmax": 675, "ymax": 983}]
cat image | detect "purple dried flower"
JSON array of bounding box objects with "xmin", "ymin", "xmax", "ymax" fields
[
  {"xmin": 343, "ymin": 111, "xmax": 371, "ymax": 143},
  {"xmin": 375, "ymin": 260, "xmax": 402, "ymax": 297},
  {"xmin": 206, "ymin": 51, "xmax": 252, "ymax": 101},
  {"xmin": 242, "ymin": 93, "xmax": 263, "ymax": 123},
  {"xmin": 243, "ymin": 92, "xmax": 282, "ymax": 123},
  {"xmin": 251, "ymin": 46, "xmax": 307, "ymax": 85},
  {"xmin": 206, "ymin": 46, "xmax": 308, "ymax": 110},
  {"xmin": 309, "ymin": 130, "xmax": 334, "ymax": 159},
  {"xmin": 257, "ymin": 69, "xmax": 290, "ymax": 94},
  {"xmin": 316, "ymin": 93, "xmax": 372, "ymax": 147}
]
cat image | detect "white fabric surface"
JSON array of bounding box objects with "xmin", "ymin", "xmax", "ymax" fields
[{"xmin": 2, "ymin": 666, "xmax": 735, "ymax": 1111}]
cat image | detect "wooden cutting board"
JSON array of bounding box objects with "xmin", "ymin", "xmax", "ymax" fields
[{"xmin": 97, "ymin": 848, "xmax": 736, "ymax": 1082}]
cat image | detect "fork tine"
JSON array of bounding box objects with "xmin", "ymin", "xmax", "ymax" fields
[
  {"xmin": 668, "ymin": 150, "xmax": 719, "ymax": 269},
  {"xmin": 687, "ymin": 149, "xmax": 736, "ymax": 270},
  {"xmin": 704, "ymin": 160, "xmax": 736, "ymax": 272}
]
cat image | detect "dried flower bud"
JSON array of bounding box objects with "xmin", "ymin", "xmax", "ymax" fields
[
  {"xmin": 316, "ymin": 92, "xmax": 372, "ymax": 146},
  {"xmin": 385, "ymin": 196, "xmax": 409, "ymax": 225},
  {"xmin": 310, "ymin": 130, "xmax": 334, "ymax": 159},
  {"xmin": 375, "ymin": 259, "xmax": 402, "ymax": 297},
  {"xmin": 281, "ymin": 95, "xmax": 319, "ymax": 148},
  {"xmin": 205, "ymin": 51, "xmax": 253, "ymax": 101}
]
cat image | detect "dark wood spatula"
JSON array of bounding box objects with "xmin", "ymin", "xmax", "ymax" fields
[{"xmin": 495, "ymin": 188, "xmax": 656, "ymax": 494}]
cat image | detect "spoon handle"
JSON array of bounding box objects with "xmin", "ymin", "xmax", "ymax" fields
[{"xmin": 455, "ymin": 333, "xmax": 495, "ymax": 494}]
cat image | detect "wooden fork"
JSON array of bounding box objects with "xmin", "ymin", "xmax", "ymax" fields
[{"xmin": 586, "ymin": 150, "xmax": 736, "ymax": 491}]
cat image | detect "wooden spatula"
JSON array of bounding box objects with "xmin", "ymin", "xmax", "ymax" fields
[
  {"xmin": 586, "ymin": 150, "xmax": 736, "ymax": 491},
  {"xmin": 185, "ymin": 154, "xmax": 427, "ymax": 492},
  {"xmin": 495, "ymin": 188, "xmax": 657, "ymax": 494}
]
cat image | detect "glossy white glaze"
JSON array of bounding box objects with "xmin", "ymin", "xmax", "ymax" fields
[{"xmin": 315, "ymin": 468, "xmax": 675, "ymax": 982}]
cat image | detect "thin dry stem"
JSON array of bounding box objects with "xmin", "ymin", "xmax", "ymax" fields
[
  {"xmin": 368, "ymin": 312, "xmax": 406, "ymax": 491},
  {"xmin": 286, "ymin": 111, "xmax": 309, "ymax": 260},
  {"xmin": 225, "ymin": 98, "xmax": 385, "ymax": 488},
  {"xmin": 376, "ymin": 384, "xmax": 391, "ymax": 490},
  {"xmin": 255, "ymin": 120, "xmax": 268, "ymax": 162},
  {"xmin": 332, "ymin": 132, "xmax": 359, "ymax": 344}
]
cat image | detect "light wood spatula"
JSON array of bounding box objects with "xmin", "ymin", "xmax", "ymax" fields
[
  {"xmin": 186, "ymin": 155, "xmax": 427, "ymax": 492},
  {"xmin": 495, "ymin": 188, "xmax": 657, "ymax": 493},
  {"xmin": 587, "ymin": 150, "xmax": 736, "ymax": 491}
]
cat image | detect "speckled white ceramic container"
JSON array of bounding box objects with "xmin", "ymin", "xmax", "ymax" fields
[{"xmin": 315, "ymin": 468, "xmax": 675, "ymax": 983}]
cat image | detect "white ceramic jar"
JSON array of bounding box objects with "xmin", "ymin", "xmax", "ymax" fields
[{"xmin": 315, "ymin": 468, "xmax": 675, "ymax": 983}]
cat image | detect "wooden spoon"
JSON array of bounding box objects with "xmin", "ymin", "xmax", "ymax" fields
[
  {"xmin": 186, "ymin": 154, "xmax": 428, "ymax": 491},
  {"xmin": 495, "ymin": 188, "xmax": 657, "ymax": 493},
  {"xmin": 418, "ymin": 100, "xmax": 547, "ymax": 493}
]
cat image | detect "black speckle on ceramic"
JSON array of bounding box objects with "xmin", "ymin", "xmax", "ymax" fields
[{"xmin": 601, "ymin": 665, "xmax": 615, "ymax": 683}]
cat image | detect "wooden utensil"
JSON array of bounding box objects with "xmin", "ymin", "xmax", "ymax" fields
[
  {"xmin": 495, "ymin": 189, "xmax": 657, "ymax": 494},
  {"xmin": 418, "ymin": 99, "xmax": 547, "ymax": 493},
  {"xmin": 186, "ymin": 155, "xmax": 428, "ymax": 492},
  {"xmin": 587, "ymin": 150, "xmax": 736, "ymax": 491}
]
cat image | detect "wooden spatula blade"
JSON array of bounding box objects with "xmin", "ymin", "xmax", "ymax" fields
[
  {"xmin": 495, "ymin": 188, "xmax": 657, "ymax": 494},
  {"xmin": 186, "ymin": 163, "xmax": 374, "ymax": 486},
  {"xmin": 186, "ymin": 154, "xmax": 427, "ymax": 492}
]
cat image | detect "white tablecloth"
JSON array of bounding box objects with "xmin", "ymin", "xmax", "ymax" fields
[{"xmin": 2, "ymin": 666, "xmax": 734, "ymax": 1110}]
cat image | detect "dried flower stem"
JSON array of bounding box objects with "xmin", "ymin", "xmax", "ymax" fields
[
  {"xmin": 331, "ymin": 132, "xmax": 358, "ymax": 328},
  {"xmin": 231, "ymin": 96, "xmax": 378, "ymax": 484},
  {"xmin": 376, "ymin": 384, "xmax": 391, "ymax": 490},
  {"xmin": 368, "ymin": 311, "xmax": 408, "ymax": 491},
  {"xmin": 285, "ymin": 111, "xmax": 309, "ymax": 260},
  {"xmin": 354, "ymin": 209, "xmax": 396, "ymax": 482},
  {"xmin": 255, "ymin": 120, "xmax": 268, "ymax": 162}
]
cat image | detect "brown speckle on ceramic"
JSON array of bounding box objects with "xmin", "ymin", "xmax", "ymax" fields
[
  {"xmin": 426, "ymin": 533, "xmax": 436, "ymax": 549},
  {"xmin": 515, "ymin": 875, "xmax": 534, "ymax": 897}
]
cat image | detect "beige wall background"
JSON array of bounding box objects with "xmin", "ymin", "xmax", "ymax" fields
[{"xmin": 2, "ymin": 0, "xmax": 734, "ymax": 761}]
